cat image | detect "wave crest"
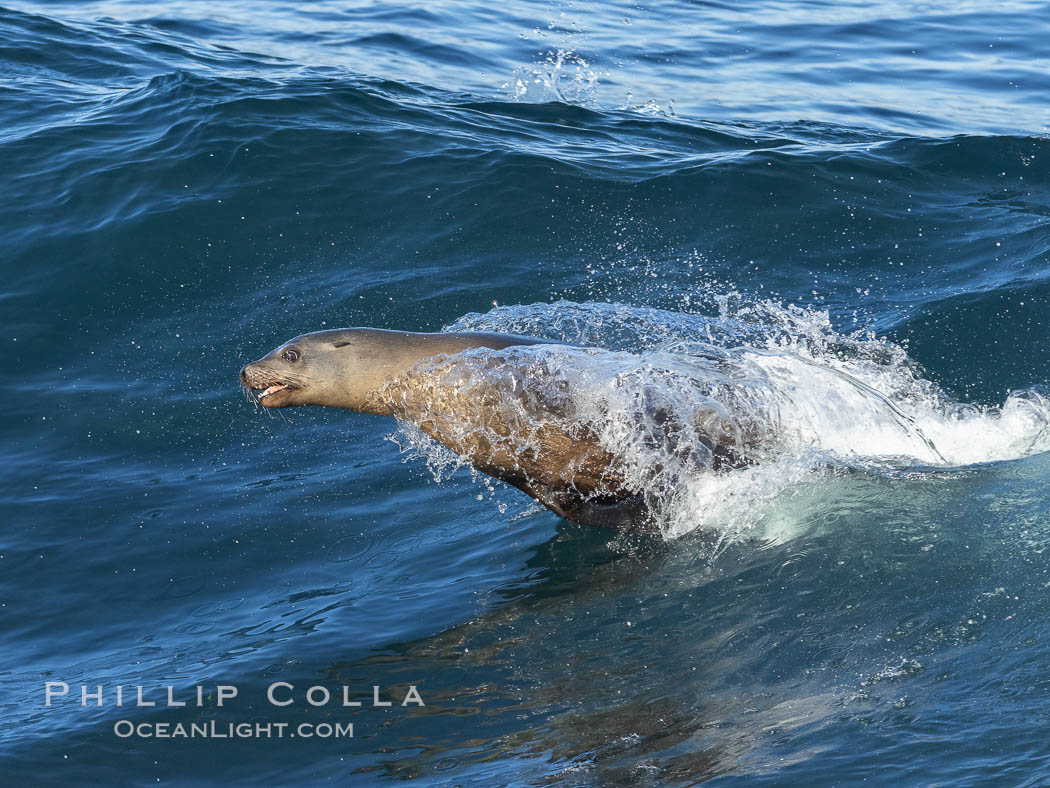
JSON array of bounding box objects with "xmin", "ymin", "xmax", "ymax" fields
[{"xmin": 385, "ymin": 299, "xmax": 1050, "ymax": 540}]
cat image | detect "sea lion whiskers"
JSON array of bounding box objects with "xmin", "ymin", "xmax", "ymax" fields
[{"xmin": 242, "ymin": 382, "xmax": 260, "ymax": 406}]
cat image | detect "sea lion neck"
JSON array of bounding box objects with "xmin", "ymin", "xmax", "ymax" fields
[{"xmin": 329, "ymin": 329, "xmax": 550, "ymax": 415}]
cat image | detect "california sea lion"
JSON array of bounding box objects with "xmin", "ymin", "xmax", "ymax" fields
[{"xmin": 240, "ymin": 328, "xmax": 742, "ymax": 530}]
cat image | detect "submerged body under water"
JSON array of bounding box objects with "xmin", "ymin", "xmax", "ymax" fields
[{"xmin": 4, "ymin": 0, "xmax": 1050, "ymax": 784}]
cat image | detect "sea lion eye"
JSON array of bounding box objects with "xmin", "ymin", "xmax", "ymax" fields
[{"xmin": 282, "ymin": 348, "xmax": 301, "ymax": 363}]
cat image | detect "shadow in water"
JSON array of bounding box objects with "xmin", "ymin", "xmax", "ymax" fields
[{"xmin": 324, "ymin": 521, "xmax": 756, "ymax": 784}]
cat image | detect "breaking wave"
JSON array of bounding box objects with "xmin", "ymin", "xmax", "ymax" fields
[{"xmin": 385, "ymin": 298, "xmax": 1050, "ymax": 540}]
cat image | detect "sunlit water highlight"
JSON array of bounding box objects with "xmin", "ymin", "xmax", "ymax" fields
[{"xmin": 3, "ymin": 0, "xmax": 1050, "ymax": 784}]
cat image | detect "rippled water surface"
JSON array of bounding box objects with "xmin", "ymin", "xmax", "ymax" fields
[{"xmin": 4, "ymin": 0, "xmax": 1050, "ymax": 784}]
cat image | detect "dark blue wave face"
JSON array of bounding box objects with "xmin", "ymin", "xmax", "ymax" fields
[{"xmin": 3, "ymin": 0, "xmax": 1050, "ymax": 784}]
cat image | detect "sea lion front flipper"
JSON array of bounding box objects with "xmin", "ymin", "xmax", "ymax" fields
[{"xmin": 540, "ymin": 489, "xmax": 652, "ymax": 532}]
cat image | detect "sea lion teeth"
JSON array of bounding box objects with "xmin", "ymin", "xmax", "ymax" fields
[{"xmin": 260, "ymin": 383, "xmax": 289, "ymax": 398}]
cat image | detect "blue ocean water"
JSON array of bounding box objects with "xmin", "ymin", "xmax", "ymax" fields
[{"xmin": 4, "ymin": 0, "xmax": 1050, "ymax": 784}]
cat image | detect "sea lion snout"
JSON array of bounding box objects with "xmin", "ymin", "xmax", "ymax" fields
[
  {"xmin": 240, "ymin": 359, "xmax": 299, "ymax": 407},
  {"xmin": 240, "ymin": 361, "xmax": 268, "ymax": 388}
]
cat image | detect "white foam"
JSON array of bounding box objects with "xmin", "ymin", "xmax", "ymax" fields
[{"xmin": 387, "ymin": 298, "xmax": 1050, "ymax": 540}]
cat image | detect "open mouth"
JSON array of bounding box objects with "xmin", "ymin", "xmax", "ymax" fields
[
  {"xmin": 249, "ymin": 380, "xmax": 297, "ymax": 406},
  {"xmin": 259, "ymin": 383, "xmax": 290, "ymax": 400}
]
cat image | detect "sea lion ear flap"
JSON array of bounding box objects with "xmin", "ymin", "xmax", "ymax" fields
[{"xmin": 332, "ymin": 342, "xmax": 352, "ymax": 348}]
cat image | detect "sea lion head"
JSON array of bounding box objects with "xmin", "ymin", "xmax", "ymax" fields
[
  {"xmin": 240, "ymin": 328, "xmax": 380, "ymax": 410},
  {"xmin": 241, "ymin": 326, "xmax": 549, "ymax": 414}
]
